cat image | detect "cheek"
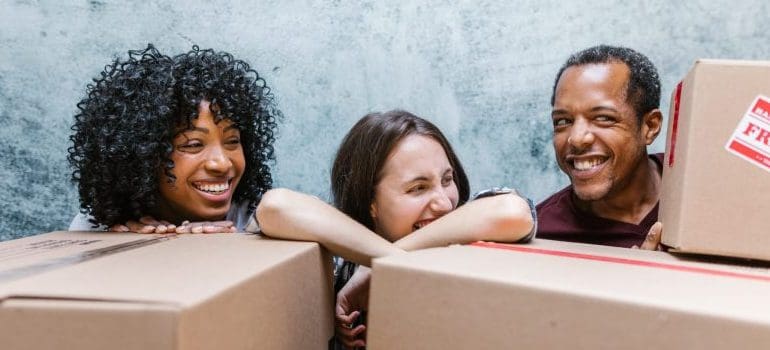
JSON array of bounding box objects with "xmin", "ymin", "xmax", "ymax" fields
[
  {"xmin": 552, "ymin": 135, "xmax": 568, "ymax": 154},
  {"xmin": 233, "ymin": 150, "xmax": 246, "ymax": 174},
  {"xmin": 449, "ymin": 186, "xmax": 460, "ymax": 208}
]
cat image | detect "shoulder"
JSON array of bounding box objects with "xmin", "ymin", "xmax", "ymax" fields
[
  {"xmin": 536, "ymin": 185, "xmax": 573, "ymax": 214},
  {"xmin": 535, "ymin": 185, "xmax": 583, "ymax": 237},
  {"xmin": 228, "ymin": 201, "xmax": 256, "ymax": 232}
]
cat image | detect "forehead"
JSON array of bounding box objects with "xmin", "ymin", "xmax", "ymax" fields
[
  {"xmin": 176, "ymin": 104, "xmax": 237, "ymax": 132},
  {"xmin": 554, "ymin": 62, "xmax": 631, "ymax": 108},
  {"xmin": 380, "ymin": 134, "xmax": 450, "ymax": 180}
]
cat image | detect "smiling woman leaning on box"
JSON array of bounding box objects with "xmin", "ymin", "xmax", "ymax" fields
[{"xmin": 256, "ymin": 110, "xmax": 536, "ymax": 349}]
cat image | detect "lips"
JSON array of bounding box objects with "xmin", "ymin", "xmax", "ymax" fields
[
  {"xmin": 191, "ymin": 178, "xmax": 233, "ymax": 200},
  {"xmin": 566, "ymin": 155, "xmax": 608, "ymax": 179},
  {"xmin": 412, "ymin": 218, "xmax": 436, "ymax": 231}
]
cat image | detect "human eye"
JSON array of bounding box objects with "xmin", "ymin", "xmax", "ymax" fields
[
  {"xmin": 406, "ymin": 183, "xmax": 428, "ymax": 194},
  {"xmin": 225, "ymin": 137, "xmax": 241, "ymax": 148},
  {"xmin": 441, "ymin": 173, "xmax": 454, "ymax": 186},
  {"xmin": 552, "ymin": 117, "xmax": 572, "ymax": 129},
  {"xmin": 594, "ymin": 114, "xmax": 617, "ymax": 124},
  {"xmin": 177, "ymin": 140, "xmax": 203, "ymax": 152}
]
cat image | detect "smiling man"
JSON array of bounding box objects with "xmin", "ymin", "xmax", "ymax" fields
[{"xmin": 536, "ymin": 45, "xmax": 663, "ymax": 248}]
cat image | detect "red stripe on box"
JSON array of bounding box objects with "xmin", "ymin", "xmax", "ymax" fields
[
  {"xmin": 728, "ymin": 140, "xmax": 770, "ymax": 168},
  {"xmin": 471, "ymin": 241, "xmax": 770, "ymax": 282},
  {"xmin": 668, "ymin": 82, "xmax": 683, "ymax": 167}
]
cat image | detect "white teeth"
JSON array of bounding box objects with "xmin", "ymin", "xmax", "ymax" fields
[
  {"xmin": 574, "ymin": 158, "xmax": 604, "ymax": 171},
  {"xmin": 195, "ymin": 182, "xmax": 229, "ymax": 193}
]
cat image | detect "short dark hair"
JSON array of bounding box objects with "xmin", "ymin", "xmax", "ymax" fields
[
  {"xmin": 331, "ymin": 110, "xmax": 470, "ymax": 231},
  {"xmin": 550, "ymin": 45, "xmax": 661, "ymax": 120},
  {"xmin": 68, "ymin": 44, "xmax": 280, "ymax": 227}
]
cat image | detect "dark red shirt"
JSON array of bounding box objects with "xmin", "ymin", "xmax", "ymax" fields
[{"xmin": 535, "ymin": 153, "xmax": 663, "ymax": 248}]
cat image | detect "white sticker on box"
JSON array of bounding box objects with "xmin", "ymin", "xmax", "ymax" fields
[{"xmin": 725, "ymin": 95, "xmax": 770, "ymax": 173}]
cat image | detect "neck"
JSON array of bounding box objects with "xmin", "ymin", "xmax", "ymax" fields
[{"xmin": 575, "ymin": 155, "xmax": 661, "ymax": 225}]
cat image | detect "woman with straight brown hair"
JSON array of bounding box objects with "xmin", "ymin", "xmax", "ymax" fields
[{"xmin": 257, "ymin": 110, "xmax": 536, "ymax": 349}]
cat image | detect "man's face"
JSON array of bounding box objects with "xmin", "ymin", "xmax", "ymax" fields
[{"xmin": 551, "ymin": 62, "xmax": 656, "ymax": 201}]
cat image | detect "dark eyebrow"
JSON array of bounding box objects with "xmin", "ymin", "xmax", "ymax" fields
[
  {"xmin": 406, "ymin": 176, "xmax": 430, "ymax": 183},
  {"xmin": 183, "ymin": 124, "xmax": 239, "ymax": 134},
  {"xmin": 405, "ymin": 167, "xmax": 454, "ymax": 184},
  {"xmin": 591, "ymin": 106, "xmax": 619, "ymax": 113},
  {"xmin": 551, "ymin": 109, "xmax": 569, "ymax": 117}
]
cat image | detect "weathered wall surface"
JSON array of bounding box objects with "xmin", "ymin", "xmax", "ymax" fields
[{"xmin": 1, "ymin": 0, "xmax": 769, "ymax": 240}]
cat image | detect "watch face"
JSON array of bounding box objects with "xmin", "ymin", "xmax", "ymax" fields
[{"xmin": 474, "ymin": 187, "xmax": 514, "ymax": 199}]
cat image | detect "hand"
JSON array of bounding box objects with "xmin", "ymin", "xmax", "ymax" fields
[
  {"xmin": 108, "ymin": 217, "xmax": 236, "ymax": 234},
  {"xmin": 109, "ymin": 216, "xmax": 175, "ymax": 234},
  {"xmin": 335, "ymin": 266, "xmax": 371, "ymax": 349},
  {"xmin": 633, "ymin": 222, "xmax": 663, "ymax": 251},
  {"xmin": 175, "ymin": 220, "xmax": 237, "ymax": 233}
]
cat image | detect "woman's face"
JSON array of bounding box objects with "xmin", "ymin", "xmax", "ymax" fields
[
  {"xmin": 155, "ymin": 101, "xmax": 245, "ymax": 223},
  {"xmin": 370, "ymin": 134, "xmax": 459, "ymax": 242}
]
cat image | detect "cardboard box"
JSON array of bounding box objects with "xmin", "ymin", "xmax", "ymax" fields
[
  {"xmin": 0, "ymin": 231, "xmax": 333, "ymax": 350},
  {"xmin": 661, "ymin": 59, "xmax": 770, "ymax": 261},
  {"xmin": 367, "ymin": 239, "xmax": 770, "ymax": 350}
]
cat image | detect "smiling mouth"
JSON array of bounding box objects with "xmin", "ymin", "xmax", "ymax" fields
[
  {"xmin": 192, "ymin": 179, "xmax": 231, "ymax": 195},
  {"xmin": 571, "ymin": 156, "xmax": 608, "ymax": 171},
  {"xmin": 413, "ymin": 219, "xmax": 435, "ymax": 231}
]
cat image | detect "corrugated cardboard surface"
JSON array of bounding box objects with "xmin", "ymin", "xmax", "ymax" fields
[
  {"xmin": 367, "ymin": 239, "xmax": 770, "ymax": 350},
  {"xmin": 661, "ymin": 59, "xmax": 770, "ymax": 261},
  {"xmin": 0, "ymin": 231, "xmax": 333, "ymax": 350}
]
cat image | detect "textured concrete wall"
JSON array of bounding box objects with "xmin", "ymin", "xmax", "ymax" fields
[{"xmin": 1, "ymin": 0, "xmax": 769, "ymax": 240}]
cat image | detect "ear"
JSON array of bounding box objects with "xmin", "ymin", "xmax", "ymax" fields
[
  {"xmin": 370, "ymin": 201, "xmax": 378, "ymax": 220},
  {"xmin": 641, "ymin": 109, "xmax": 663, "ymax": 145}
]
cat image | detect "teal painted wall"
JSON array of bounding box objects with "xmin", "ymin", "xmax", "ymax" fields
[{"xmin": 2, "ymin": 0, "xmax": 769, "ymax": 240}]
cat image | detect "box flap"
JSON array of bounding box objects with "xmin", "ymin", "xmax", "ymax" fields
[{"xmin": 1, "ymin": 232, "xmax": 323, "ymax": 306}]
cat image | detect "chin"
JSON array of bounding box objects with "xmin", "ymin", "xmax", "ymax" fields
[
  {"xmin": 572, "ymin": 184, "xmax": 611, "ymax": 202},
  {"xmin": 195, "ymin": 207, "xmax": 231, "ymax": 221}
]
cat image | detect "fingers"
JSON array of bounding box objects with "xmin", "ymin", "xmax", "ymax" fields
[
  {"xmin": 108, "ymin": 224, "xmax": 130, "ymax": 232},
  {"xmin": 640, "ymin": 222, "xmax": 663, "ymax": 251},
  {"xmin": 160, "ymin": 220, "xmax": 176, "ymax": 233},
  {"xmin": 338, "ymin": 325, "xmax": 366, "ymax": 349},
  {"xmin": 138, "ymin": 216, "xmax": 177, "ymax": 234},
  {"xmin": 336, "ymin": 323, "xmax": 366, "ymax": 343},
  {"xmin": 335, "ymin": 311, "xmax": 366, "ymax": 349},
  {"xmin": 175, "ymin": 221, "xmax": 191, "ymax": 233},
  {"xmin": 175, "ymin": 220, "xmax": 236, "ymax": 234},
  {"xmin": 119, "ymin": 218, "xmax": 235, "ymax": 234},
  {"xmin": 335, "ymin": 310, "xmax": 359, "ymax": 325},
  {"xmin": 125, "ymin": 220, "xmax": 156, "ymax": 234}
]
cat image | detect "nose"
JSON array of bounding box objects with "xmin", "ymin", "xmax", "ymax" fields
[
  {"xmin": 567, "ymin": 118, "xmax": 595, "ymax": 151},
  {"xmin": 204, "ymin": 145, "xmax": 232, "ymax": 174},
  {"xmin": 429, "ymin": 187, "xmax": 454, "ymax": 215}
]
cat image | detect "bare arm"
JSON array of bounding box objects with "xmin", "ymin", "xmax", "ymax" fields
[
  {"xmin": 394, "ymin": 192, "xmax": 534, "ymax": 251},
  {"xmin": 257, "ymin": 188, "xmax": 534, "ymax": 266},
  {"xmin": 256, "ymin": 188, "xmax": 404, "ymax": 267}
]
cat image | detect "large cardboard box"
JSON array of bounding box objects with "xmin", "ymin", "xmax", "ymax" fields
[
  {"xmin": 661, "ymin": 59, "xmax": 770, "ymax": 261},
  {"xmin": 367, "ymin": 239, "xmax": 770, "ymax": 349},
  {"xmin": 0, "ymin": 231, "xmax": 333, "ymax": 350}
]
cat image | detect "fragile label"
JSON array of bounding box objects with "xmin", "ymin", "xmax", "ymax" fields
[{"xmin": 725, "ymin": 95, "xmax": 770, "ymax": 172}]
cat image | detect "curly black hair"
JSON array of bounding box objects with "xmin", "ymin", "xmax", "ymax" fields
[
  {"xmin": 68, "ymin": 44, "xmax": 280, "ymax": 227},
  {"xmin": 550, "ymin": 45, "xmax": 661, "ymax": 121}
]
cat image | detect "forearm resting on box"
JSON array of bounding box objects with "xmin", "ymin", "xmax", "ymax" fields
[
  {"xmin": 394, "ymin": 192, "xmax": 534, "ymax": 251},
  {"xmin": 256, "ymin": 188, "xmax": 404, "ymax": 266}
]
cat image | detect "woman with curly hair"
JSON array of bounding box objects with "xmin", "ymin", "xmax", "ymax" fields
[{"xmin": 68, "ymin": 44, "xmax": 279, "ymax": 232}]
